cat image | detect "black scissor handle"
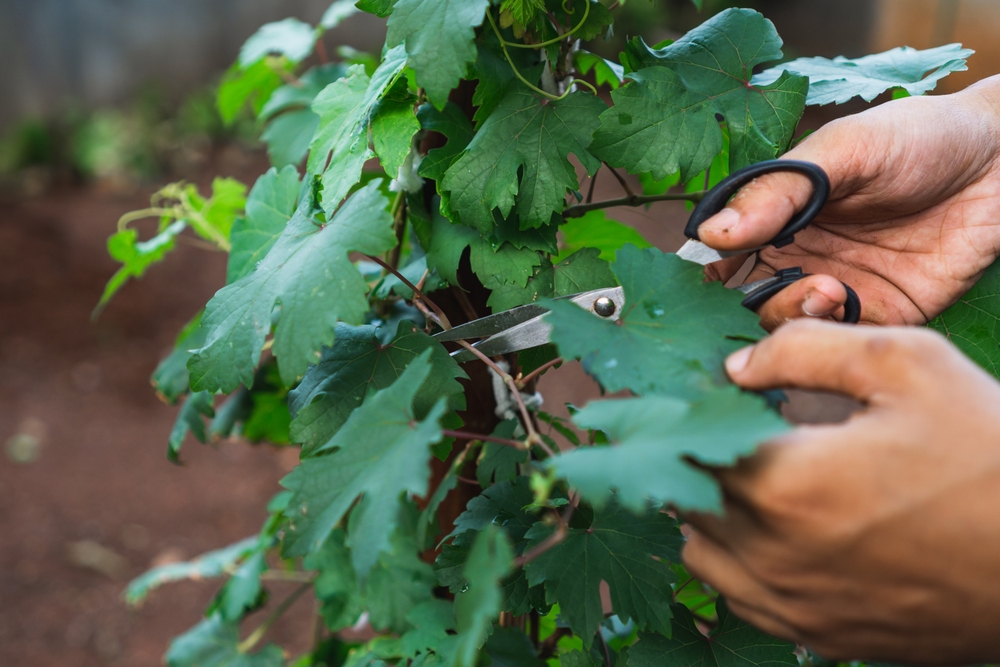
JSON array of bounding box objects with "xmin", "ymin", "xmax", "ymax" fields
[
  {"xmin": 740, "ymin": 267, "xmax": 862, "ymax": 324},
  {"xmin": 685, "ymin": 160, "xmax": 831, "ymax": 249}
]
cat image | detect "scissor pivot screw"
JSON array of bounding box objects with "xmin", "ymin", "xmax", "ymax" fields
[{"xmin": 593, "ymin": 297, "xmax": 616, "ymax": 318}]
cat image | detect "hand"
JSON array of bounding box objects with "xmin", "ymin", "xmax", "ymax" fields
[
  {"xmin": 700, "ymin": 76, "xmax": 1000, "ymax": 329},
  {"xmin": 682, "ymin": 320, "xmax": 1000, "ymax": 664}
]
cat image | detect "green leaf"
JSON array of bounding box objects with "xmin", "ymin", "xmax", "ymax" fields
[
  {"xmin": 487, "ymin": 248, "xmax": 617, "ymax": 312},
  {"xmin": 592, "ymin": 9, "xmax": 807, "ymax": 180},
  {"xmin": 470, "ymin": 40, "xmax": 539, "ymax": 126},
  {"xmin": 213, "ymin": 550, "xmax": 267, "ymax": 621},
  {"xmin": 753, "ymin": 43, "xmax": 974, "ymax": 106},
  {"xmin": 547, "ymin": 246, "xmax": 764, "ymax": 397},
  {"xmin": 401, "ymin": 599, "xmax": 456, "ymax": 658},
  {"xmin": 371, "ymin": 82, "xmax": 420, "ymax": 179},
  {"xmin": 575, "ymin": 51, "xmax": 625, "ymax": 90},
  {"xmin": 305, "ymin": 529, "xmax": 367, "ymax": 631},
  {"xmin": 321, "ymin": 0, "xmax": 361, "ymax": 29},
  {"xmin": 628, "ymin": 599, "xmax": 797, "ymax": 667},
  {"xmin": 453, "ymin": 526, "xmax": 514, "ymax": 667},
  {"xmin": 165, "ymin": 614, "xmax": 284, "ymax": 667},
  {"xmin": 124, "ymin": 536, "xmax": 258, "ymax": 605},
  {"xmin": 482, "ymin": 627, "xmax": 546, "ymax": 667},
  {"xmin": 556, "ymin": 211, "xmax": 651, "ymax": 263},
  {"xmin": 227, "ymin": 166, "xmax": 302, "ymax": 284},
  {"xmin": 476, "ymin": 420, "xmax": 527, "ymax": 486},
  {"xmin": 188, "ymin": 181, "xmax": 395, "ymax": 393},
  {"xmin": 288, "ymin": 320, "xmax": 467, "ymax": 455},
  {"xmin": 555, "ymin": 388, "xmax": 788, "ymax": 513},
  {"xmin": 199, "ymin": 178, "xmax": 249, "ymax": 241},
  {"xmin": 239, "ymin": 18, "xmax": 316, "ymax": 67},
  {"xmin": 450, "ymin": 477, "xmax": 538, "ymax": 549},
  {"xmin": 929, "ymin": 257, "xmax": 1000, "ymax": 378},
  {"xmin": 385, "ymin": 0, "xmax": 491, "ymax": 109},
  {"xmin": 442, "ymin": 87, "xmax": 605, "ymax": 232},
  {"xmin": 281, "ymin": 351, "xmax": 447, "ymax": 576},
  {"xmin": 168, "ymin": 391, "xmax": 215, "ymax": 463},
  {"xmin": 151, "ymin": 311, "xmax": 208, "ymax": 403},
  {"xmin": 501, "ymin": 0, "xmax": 545, "ymax": 26},
  {"xmin": 356, "ymin": 0, "xmax": 398, "ymax": 18},
  {"xmin": 417, "ymin": 102, "xmax": 476, "ymax": 183},
  {"xmin": 308, "ymin": 46, "xmax": 408, "ymax": 214},
  {"xmin": 218, "ymin": 59, "xmax": 285, "ymax": 125},
  {"xmin": 524, "ymin": 501, "xmax": 682, "ymax": 646},
  {"xmin": 98, "ymin": 221, "xmax": 186, "ymax": 309},
  {"xmin": 259, "ymin": 65, "xmax": 347, "ymax": 168}
]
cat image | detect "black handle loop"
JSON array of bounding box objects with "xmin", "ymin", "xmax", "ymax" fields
[
  {"xmin": 741, "ymin": 267, "xmax": 862, "ymax": 324},
  {"xmin": 685, "ymin": 160, "xmax": 831, "ymax": 249}
]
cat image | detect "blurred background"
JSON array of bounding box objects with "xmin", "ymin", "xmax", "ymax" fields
[{"xmin": 1, "ymin": 1, "xmax": 998, "ymax": 665}]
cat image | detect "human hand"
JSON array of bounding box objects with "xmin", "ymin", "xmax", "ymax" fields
[
  {"xmin": 682, "ymin": 320, "xmax": 1000, "ymax": 664},
  {"xmin": 699, "ymin": 76, "xmax": 1000, "ymax": 329}
]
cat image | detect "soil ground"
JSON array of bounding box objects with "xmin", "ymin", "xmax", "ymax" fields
[{"xmin": 0, "ymin": 111, "xmax": 857, "ymax": 664}]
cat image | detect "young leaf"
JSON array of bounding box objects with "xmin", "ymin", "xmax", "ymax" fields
[
  {"xmin": 628, "ymin": 599, "xmax": 797, "ymax": 667},
  {"xmin": 441, "ymin": 87, "xmax": 606, "ymax": 233},
  {"xmin": 453, "ymin": 526, "xmax": 514, "ymax": 667},
  {"xmin": 227, "ymin": 165, "xmax": 302, "ymax": 284},
  {"xmin": 385, "ymin": 0, "xmax": 491, "ymax": 109},
  {"xmin": 753, "ymin": 43, "xmax": 974, "ymax": 106},
  {"xmin": 546, "ymin": 246, "xmax": 764, "ymax": 398},
  {"xmin": 554, "ymin": 388, "xmax": 788, "ymax": 513},
  {"xmin": 98, "ymin": 221, "xmax": 186, "ymax": 309},
  {"xmin": 371, "ymin": 82, "xmax": 420, "ymax": 179},
  {"xmin": 217, "ymin": 59, "xmax": 285, "ymax": 125},
  {"xmin": 239, "ymin": 18, "xmax": 316, "ymax": 67},
  {"xmin": 125, "ymin": 536, "xmax": 258, "ymax": 605},
  {"xmin": 288, "ymin": 320, "xmax": 468, "ymax": 455},
  {"xmin": 928, "ymin": 257, "xmax": 1000, "ymax": 378},
  {"xmin": 188, "ymin": 181, "xmax": 395, "ymax": 393},
  {"xmin": 308, "ymin": 46, "xmax": 407, "ymax": 214},
  {"xmin": 523, "ymin": 501, "xmax": 683, "ymax": 646},
  {"xmin": 356, "ymin": 0, "xmax": 398, "ymax": 17},
  {"xmin": 501, "ymin": 0, "xmax": 545, "ymax": 26},
  {"xmin": 487, "ymin": 248, "xmax": 617, "ymax": 312},
  {"xmin": 165, "ymin": 614, "xmax": 284, "ymax": 667},
  {"xmin": 281, "ymin": 351, "xmax": 447, "ymax": 576},
  {"xmin": 556, "ymin": 210, "xmax": 652, "ymax": 262},
  {"xmin": 168, "ymin": 391, "xmax": 215, "ymax": 462},
  {"xmin": 592, "ymin": 8, "xmax": 807, "ymax": 180}
]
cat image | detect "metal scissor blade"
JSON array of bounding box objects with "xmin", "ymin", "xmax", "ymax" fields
[
  {"xmin": 448, "ymin": 286, "xmax": 625, "ymax": 363},
  {"xmin": 432, "ymin": 302, "xmax": 549, "ymax": 342},
  {"xmin": 676, "ymin": 239, "xmax": 766, "ymax": 265}
]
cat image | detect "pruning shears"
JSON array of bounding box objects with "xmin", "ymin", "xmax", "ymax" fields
[{"xmin": 434, "ymin": 160, "xmax": 861, "ymax": 363}]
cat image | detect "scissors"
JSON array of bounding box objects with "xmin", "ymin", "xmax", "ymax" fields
[{"xmin": 434, "ymin": 160, "xmax": 862, "ymax": 363}]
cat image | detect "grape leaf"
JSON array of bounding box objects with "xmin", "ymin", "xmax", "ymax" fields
[
  {"xmin": 482, "ymin": 628, "xmax": 546, "ymax": 667},
  {"xmin": 591, "ymin": 8, "xmax": 807, "ymax": 180},
  {"xmin": 545, "ymin": 246, "xmax": 764, "ymax": 398},
  {"xmin": 125, "ymin": 536, "xmax": 258, "ymax": 605},
  {"xmin": 308, "ymin": 46, "xmax": 407, "ymax": 214},
  {"xmin": 217, "ymin": 59, "xmax": 285, "ymax": 125},
  {"xmin": 628, "ymin": 600, "xmax": 797, "ymax": 667},
  {"xmin": 501, "ymin": 0, "xmax": 545, "ymax": 26},
  {"xmin": 575, "ymin": 50, "xmax": 625, "ymax": 90},
  {"xmin": 401, "ymin": 600, "xmax": 456, "ymax": 658},
  {"xmin": 555, "ymin": 388, "xmax": 788, "ymax": 513},
  {"xmin": 357, "ymin": 0, "xmax": 398, "ymax": 17},
  {"xmin": 239, "ymin": 18, "xmax": 316, "ymax": 67},
  {"xmin": 929, "ymin": 257, "xmax": 1000, "ymax": 378},
  {"xmin": 470, "ymin": 39, "xmax": 540, "ymax": 126},
  {"xmin": 556, "ymin": 210, "xmax": 651, "ymax": 262},
  {"xmin": 98, "ymin": 221, "xmax": 185, "ymax": 309},
  {"xmin": 168, "ymin": 391, "xmax": 214, "ymax": 463},
  {"xmin": 753, "ymin": 43, "xmax": 974, "ymax": 106},
  {"xmin": 305, "ymin": 528, "xmax": 367, "ymax": 631},
  {"xmin": 385, "ymin": 0, "xmax": 491, "ymax": 109},
  {"xmin": 371, "ymin": 82, "xmax": 420, "ymax": 179},
  {"xmin": 165, "ymin": 614, "xmax": 284, "ymax": 667},
  {"xmin": 487, "ymin": 248, "xmax": 617, "ymax": 312},
  {"xmin": 476, "ymin": 420, "xmax": 526, "ymax": 486},
  {"xmin": 188, "ymin": 181, "xmax": 395, "ymax": 393},
  {"xmin": 441, "ymin": 87, "xmax": 606, "ymax": 233},
  {"xmin": 152, "ymin": 312, "xmax": 208, "ymax": 404},
  {"xmin": 453, "ymin": 526, "xmax": 514, "ymax": 667},
  {"xmin": 523, "ymin": 501, "xmax": 682, "ymax": 646},
  {"xmin": 281, "ymin": 351, "xmax": 446, "ymax": 577},
  {"xmin": 288, "ymin": 320, "xmax": 467, "ymax": 455},
  {"xmin": 321, "ymin": 0, "xmax": 361, "ymax": 29},
  {"xmin": 418, "ymin": 102, "xmax": 476, "ymax": 183},
  {"xmin": 211, "ymin": 550, "xmax": 267, "ymax": 621},
  {"xmin": 259, "ymin": 65, "xmax": 347, "ymax": 168},
  {"xmin": 227, "ymin": 165, "xmax": 301, "ymax": 284}
]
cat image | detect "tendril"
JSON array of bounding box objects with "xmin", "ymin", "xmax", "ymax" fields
[{"xmin": 502, "ymin": 0, "xmax": 590, "ymax": 50}]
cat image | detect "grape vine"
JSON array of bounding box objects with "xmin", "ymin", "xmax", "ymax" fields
[{"xmin": 100, "ymin": 1, "xmax": 976, "ymax": 666}]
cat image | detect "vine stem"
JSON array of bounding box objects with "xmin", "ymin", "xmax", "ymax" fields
[
  {"xmin": 513, "ymin": 493, "xmax": 577, "ymax": 567},
  {"xmin": 260, "ymin": 570, "xmax": 316, "ymax": 583},
  {"xmin": 606, "ymin": 164, "xmax": 635, "ymax": 198},
  {"xmin": 562, "ymin": 190, "xmax": 707, "ymax": 218},
  {"xmin": 441, "ymin": 429, "xmax": 527, "ymax": 450},
  {"xmin": 516, "ymin": 357, "xmax": 563, "ymax": 389},
  {"xmin": 364, "ymin": 254, "xmax": 452, "ymax": 330},
  {"xmin": 673, "ymin": 575, "xmax": 695, "ymax": 598},
  {"xmin": 237, "ymin": 583, "xmax": 311, "ymax": 653},
  {"xmin": 503, "ymin": 0, "xmax": 591, "ymax": 50}
]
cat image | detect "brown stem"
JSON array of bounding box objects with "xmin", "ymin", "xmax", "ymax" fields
[
  {"xmin": 237, "ymin": 583, "xmax": 311, "ymax": 653},
  {"xmin": 441, "ymin": 429, "xmax": 526, "ymax": 450},
  {"xmin": 451, "ymin": 285, "xmax": 480, "ymax": 322},
  {"xmin": 585, "ymin": 169, "xmax": 599, "ymax": 204},
  {"xmin": 365, "ymin": 254, "xmax": 452, "ymax": 330},
  {"xmin": 315, "ymin": 38, "xmax": 329, "ymax": 64},
  {"xmin": 538, "ymin": 628, "xmax": 573, "ymax": 660},
  {"xmin": 386, "ymin": 193, "xmax": 407, "ymax": 270},
  {"xmin": 457, "ymin": 475, "xmax": 480, "ymax": 486},
  {"xmin": 673, "ymin": 575, "xmax": 695, "ymax": 598},
  {"xmin": 605, "ymin": 164, "xmax": 635, "ymax": 198},
  {"xmin": 563, "ymin": 190, "xmax": 706, "ymax": 219},
  {"xmin": 513, "ymin": 495, "xmax": 577, "ymax": 567},
  {"xmin": 516, "ymin": 357, "xmax": 563, "ymax": 389},
  {"xmin": 597, "ymin": 628, "xmax": 613, "ymax": 667}
]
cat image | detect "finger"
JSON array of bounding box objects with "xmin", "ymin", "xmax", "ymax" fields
[
  {"xmin": 753, "ymin": 274, "xmax": 849, "ymax": 331},
  {"xmin": 724, "ymin": 319, "xmax": 934, "ymax": 401},
  {"xmin": 703, "ymin": 253, "xmax": 750, "ymax": 284}
]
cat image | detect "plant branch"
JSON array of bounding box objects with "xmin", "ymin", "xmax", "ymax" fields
[
  {"xmin": 586, "ymin": 170, "xmax": 599, "ymax": 204},
  {"xmin": 513, "ymin": 494, "xmax": 577, "ymax": 567},
  {"xmin": 673, "ymin": 575, "xmax": 695, "ymax": 598},
  {"xmin": 597, "ymin": 627, "xmax": 613, "ymax": 667},
  {"xmin": 441, "ymin": 429, "xmax": 527, "ymax": 450},
  {"xmin": 605, "ymin": 164, "xmax": 635, "ymax": 198},
  {"xmin": 364, "ymin": 254, "xmax": 452, "ymax": 330},
  {"xmin": 503, "ymin": 0, "xmax": 590, "ymax": 49},
  {"xmin": 260, "ymin": 570, "xmax": 317, "ymax": 583},
  {"xmin": 517, "ymin": 357, "xmax": 563, "ymax": 389},
  {"xmin": 238, "ymin": 583, "xmax": 311, "ymax": 653},
  {"xmin": 563, "ymin": 190, "xmax": 707, "ymax": 219}
]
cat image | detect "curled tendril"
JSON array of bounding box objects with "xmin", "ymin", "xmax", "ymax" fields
[
  {"xmin": 562, "ymin": 0, "xmax": 574, "ymax": 13},
  {"xmin": 503, "ymin": 0, "xmax": 591, "ymax": 50}
]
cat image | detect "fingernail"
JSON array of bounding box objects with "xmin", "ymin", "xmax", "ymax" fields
[
  {"xmin": 802, "ymin": 290, "xmax": 838, "ymax": 317},
  {"xmin": 725, "ymin": 346, "xmax": 753, "ymax": 376},
  {"xmin": 699, "ymin": 207, "xmax": 740, "ymax": 235}
]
